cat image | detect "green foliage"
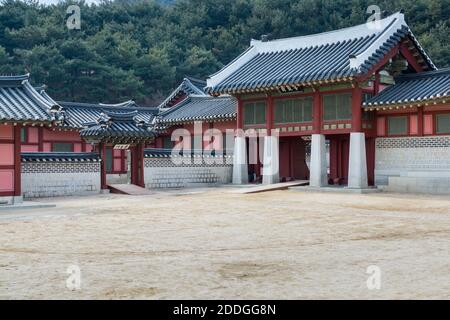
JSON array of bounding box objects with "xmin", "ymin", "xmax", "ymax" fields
[{"xmin": 0, "ymin": 0, "xmax": 448, "ymax": 105}]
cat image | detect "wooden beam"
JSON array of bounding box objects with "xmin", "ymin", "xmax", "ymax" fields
[{"xmin": 399, "ymin": 44, "xmax": 424, "ymax": 73}]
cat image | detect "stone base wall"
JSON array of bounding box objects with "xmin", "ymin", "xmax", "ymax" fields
[
  {"xmin": 144, "ymin": 157, "xmax": 233, "ymax": 189},
  {"xmin": 375, "ymin": 136, "xmax": 450, "ymax": 193},
  {"xmin": 0, "ymin": 196, "xmax": 23, "ymax": 206},
  {"xmin": 21, "ymin": 162, "xmax": 101, "ymax": 198},
  {"xmin": 106, "ymin": 173, "xmax": 128, "ymax": 184}
]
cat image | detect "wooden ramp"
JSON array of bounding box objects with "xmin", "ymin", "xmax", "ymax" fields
[
  {"xmin": 108, "ymin": 184, "xmax": 153, "ymax": 195},
  {"xmin": 231, "ymin": 180, "xmax": 309, "ymax": 194}
]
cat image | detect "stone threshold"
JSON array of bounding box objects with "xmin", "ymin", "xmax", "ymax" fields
[
  {"xmin": 290, "ymin": 186, "xmax": 381, "ymax": 194},
  {"xmin": 0, "ymin": 202, "xmax": 56, "ymax": 212}
]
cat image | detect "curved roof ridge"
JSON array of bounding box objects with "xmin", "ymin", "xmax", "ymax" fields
[
  {"xmin": 0, "ymin": 74, "xmax": 30, "ymax": 83},
  {"xmin": 254, "ymin": 12, "xmax": 403, "ymax": 53},
  {"xmin": 98, "ymin": 100, "xmax": 135, "ymax": 108},
  {"xmin": 157, "ymin": 77, "xmax": 207, "ymax": 109}
]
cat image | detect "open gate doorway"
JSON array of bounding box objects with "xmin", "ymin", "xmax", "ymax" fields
[{"xmin": 79, "ymin": 110, "xmax": 155, "ymax": 192}]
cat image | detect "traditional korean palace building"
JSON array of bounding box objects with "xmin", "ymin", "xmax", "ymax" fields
[
  {"xmin": 1, "ymin": 12, "xmax": 449, "ymax": 204},
  {"xmin": 205, "ymin": 12, "xmax": 449, "ymax": 191}
]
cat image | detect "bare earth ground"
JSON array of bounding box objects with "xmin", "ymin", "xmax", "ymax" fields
[{"xmin": 0, "ymin": 188, "xmax": 449, "ymax": 299}]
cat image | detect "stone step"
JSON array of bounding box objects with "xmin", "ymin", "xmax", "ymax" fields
[{"xmin": 108, "ymin": 184, "xmax": 153, "ymax": 195}]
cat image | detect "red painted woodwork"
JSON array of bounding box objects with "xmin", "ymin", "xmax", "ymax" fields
[
  {"xmin": 14, "ymin": 125, "xmax": 21, "ymax": 196},
  {"xmin": 357, "ymin": 45, "xmax": 400, "ymax": 82},
  {"xmin": 130, "ymin": 144, "xmax": 145, "ymax": 187},
  {"xmin": 313, "ymin": 89, "xmax": 321, "ymax": 134},
  {"xmin": 365, "ymin": 137, "xmax": 376, "ymax": 186},
  {"xmin": 373, "ymin": 72, "xmax": 381, "ymax": 95},
  {"xmin": 266, "ymin": 96, "xmax": 274, "ymax": 135},
  {"xmin": 43, "ymin": 142, "xmax": 51, "ymax": 152},
  {"xmin": 399, "ymin": 44, "xmax": 424, "ymax": 73},
  {"xmin": 99, "ymin": 143, "xmax": 107, "ymax": 190},
  {"xmin": 0, "ymin": 125, "xmax": 15, "ymax": 195},
  {"xmin": 0, "ymin": 170, "xmax": 14, "ymax": 193},
  {"xmin": 0, "ymin": 144, "xmax": 14, "ymax": 165},
  {"xmin": 329, "ymin": 135, "xmax": 349, "ymax": 185},
  {"xmin": 38, "ymin": 127, "xmax": 44, "ymax": 151},
  {"xmin": 409, "ymin": 115, "xmax": 418, "ymax": 135},
  {"xmin": 279, "ymin": 139, "xmax": 290, "ymax": 179},
  {"xmin": 417, "ymin": 108, "xmax": 424, "ymax": 136},
  {"xmin": 424, "ymin": 114, "xmax": 433, "ymax": 135},
  {"xmin": 278, "ymin": 137, "xmax": 309, "ymax": 181},
  {"xmin": 0, "ymin": 125, "xmax": 13, "ymax": 139},
  {"xmin": 21, "ymin": 145, "xmax": 39, "ymax": 152},
  {"xmin": 376, "ymin": 117, "xmax": 386, "ymax": 136},
  {"xmin": 237, "ymin": 98, "xmax": 244, "ymax": 130},
  {"xmin": 351, "ymin": 86, "xmax": 363, "ymax": 132}
]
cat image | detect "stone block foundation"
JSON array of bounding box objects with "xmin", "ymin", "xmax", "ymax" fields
[
  {"xmin": 144, "ymin": 157, "xmax": 232, "ymax": 189},
  {"xmin": 21, "ymin": 162, "xmax": 101, "ymax": 198}
]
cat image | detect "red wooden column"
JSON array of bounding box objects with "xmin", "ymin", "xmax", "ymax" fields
[
  {"xmin": 266, "ymin": 95, "xmax": 274, "ymax": 136},
  {"xmin": 130, "ymin": 146, "xmax": 137, "ymax": 185},
  {"xmin": 313, "ymin": 88, "xmax": 321, "ymax": 134},
  {"xmin": 99, "ymin": 142, "xmax": 107, "ymax": 190},
  {"xmin": 236, "ymin": 97, "xmax": 244, "ymax": 130},
  {"xmin": 417, "ymin": 107, "xmax": 424, "ymax": 136},
  {"xmin": 38, "ymin": 127, "xmax": 44, "ymax": 152},
  {"xmin": 138, "ymin": 143, "xmax": 145, "ymax": 187},
  {"xmin": 14, "ymin": 125, "xmax": 22, "ymax": 197},
  {"xmin": 373, "ymin": 72, "xmax": 381, "ymax": 96},
  {"xmin": 351, "ymin": 85, "xmax": 363, "ymax": 132}
]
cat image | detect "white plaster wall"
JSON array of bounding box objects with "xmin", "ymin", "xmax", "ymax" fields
[{"xmin": 21, "ymin": 163, "xmax": 101, "ymax": 198}]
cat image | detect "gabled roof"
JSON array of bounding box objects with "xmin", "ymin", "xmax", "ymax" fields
[
  {"xmin": 158, "ymin": 77, "xmax": 206, "ymax": 109},
  {"xmin": 158, "ymin": 95, "xmax": 236, "ymax": 124},
  {"xmin": 364, "ymin": 68, "xmax": 450, "ymax": 109},
  {"xmin": 58, "ymin": 101, "xmax": 158, "ymax": 129},
  {"xmin": 206, "ymin": 12, "xmax": 436, "ymax": 95},
  {"xmin": 0, "ymin": 74, "xmax": 64, "ymax": 123},
  {"xmin": 80, "ymin": 110, "xmax": 155, "ymax": 144}
]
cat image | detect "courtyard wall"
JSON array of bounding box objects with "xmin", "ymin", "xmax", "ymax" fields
[
  {"xmin": 375, "ymin": 136, "xmax": 450, "ymax": 194},
  {"xmin": 21, "ymin": 154, "xmax": 101, "ymax": 198},
  {"xmin": 144, "ymin": 151, "xmax": 233, "ymax": 189}
]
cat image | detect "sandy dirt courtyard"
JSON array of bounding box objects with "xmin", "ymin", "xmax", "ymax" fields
[{"xmin": 0, "ymin": 187, "xmax": 449, "ymax": 299}]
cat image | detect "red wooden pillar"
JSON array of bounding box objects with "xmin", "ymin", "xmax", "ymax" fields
[
  {"xmin": 352, "ymin": 85, "xmax": 363, "ymax": 132},
  {"xmin": 38, "ymin": 127, "xmax": 44, "ymax": 152},
  {"xmin": 313, "ymin": 89, "xmax": 321, "ymax": 134},
  {"xmin": 14, "ymin": 125, "xmax": 22, "ymax": 197},
  {"xmin": 365, "ymin": 137, "xmax": 376, "ymax": 186},
  {"xmin": 138, "ymin": 143, "xmax": 145, "ymax": 187},
  {"xmin": 99, "ymin": 142, "xmax": 107, "ymax": 190},
  {"xmin": 130, "ymin": 146, "xmax": 137, "ymax": 185},
  {"xmin": 373, "ymin": 72, "xmax": 380, "ymax": 96},
  {"xmin": 266, "ymin": 95, "xmax": 274, "ymax": 136},
  {"xmin": 417, "ymin": 107, "xmax": 424, "ymax": 136},
  {"xmin": 237, "ymin": 97, "xmax": 244, "ymax": 130}
]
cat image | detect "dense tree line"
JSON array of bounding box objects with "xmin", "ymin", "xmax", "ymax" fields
[{"xmin": 0, "ymin": 0, "xmax": 448, "ymax": 106}]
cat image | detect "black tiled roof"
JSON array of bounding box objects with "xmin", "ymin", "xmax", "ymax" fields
[
  {"xmin": 80, "ymin": 110, "xmax": 155, "ymax": 143},
  {"xmin": 0, "ymin": 74, "xmax": 64, "ymax": 123},
  {"xmin": 144, "ymin": 148, "xmax": 231, "ymax": 158},
  {"xmin": 21, "ymin": 152, "xmax": 101, "ymax": 162},
  {"xmin": 206, "ymin": 13, "xmax": 435, "ymax": 95},
  {"xmin": 158, "ymin": 95, "xmax": 236, "ymax": 124},
  {"xmin": 364, "ymin": 68, "xmax": 450, "ymax": 108},
  {"xmin": 158, "ymin": 77, "xmax": 206, "ymax": 109},
  {"xmin": 59, "ymin": 100, "xmax": 158, "ymax": 129}
]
